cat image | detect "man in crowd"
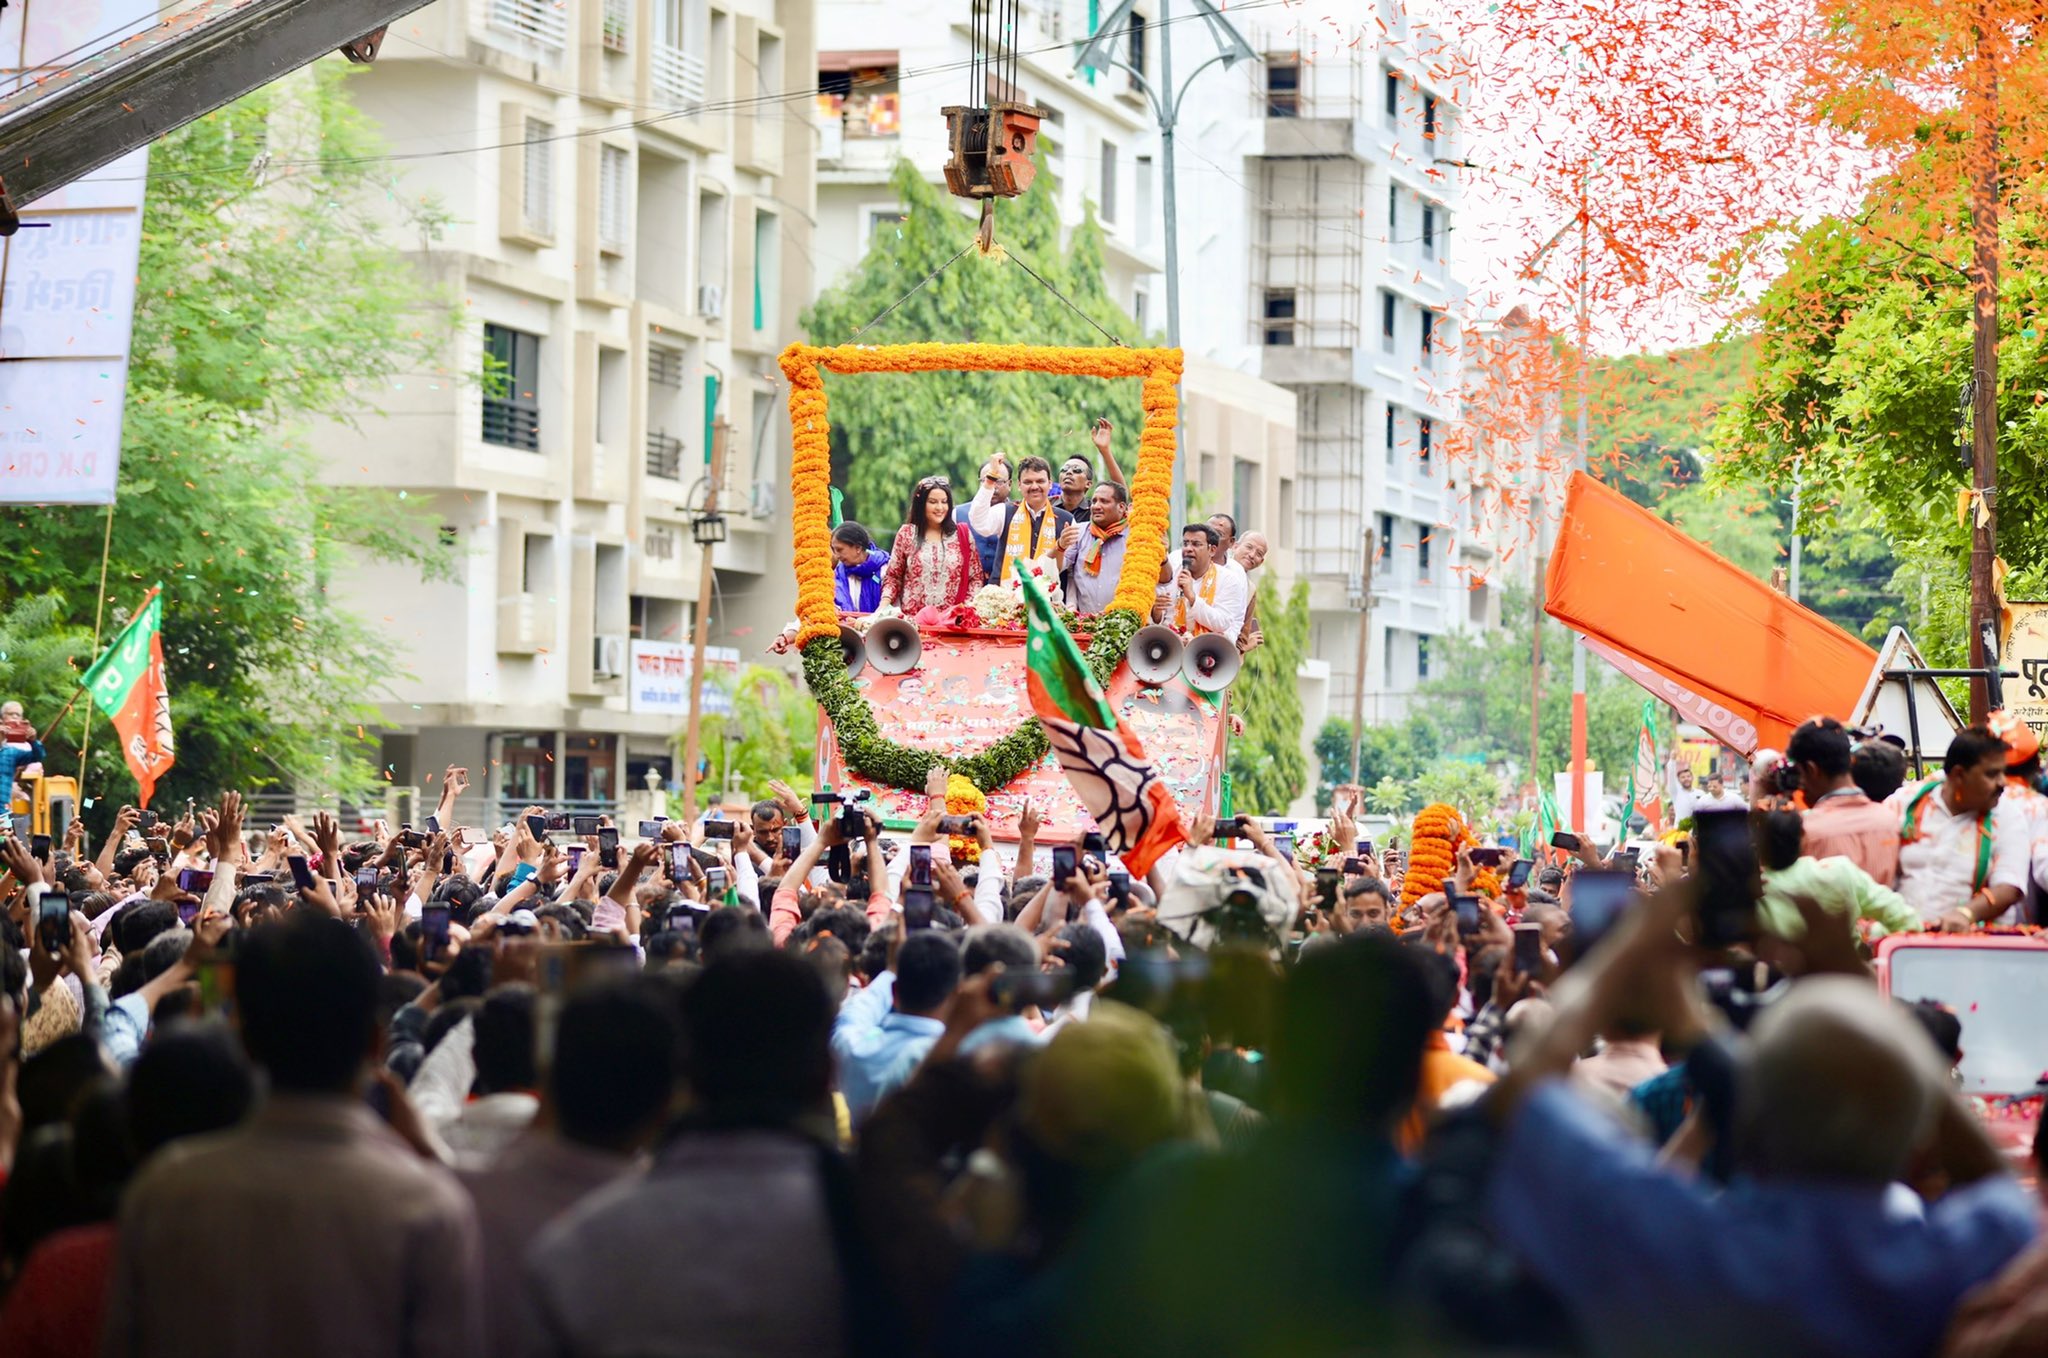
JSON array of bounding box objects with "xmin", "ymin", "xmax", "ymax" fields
[
  {"xmin": 1895, "ymin": 724, "xmax": 2030, "ymax": 930},
  {"xmin": 1696, "ymin": 772, "xmax": 1747, "ymax": 812},
  {"xmin": 1233, "ymin": 530, "xmax": 1269, "ymax": 653},
  {"xmin": 969, "ymin": 455, "xmax": 1072, "ymax": 585},
  {"xmin": 1206, "ymin": 513, "xmax": 1262, "ymax": 653},
  {"xmin": 1061, "ymin": 480, "xmax": 1133, "ymax": 615},
  {"xmin": 957, "ymin": 457, "xmax": 1011, "ymax": 581},
  {"xmin": 1668, "ymin": 760, "xmax": 1700, "ymax": 823},
  {"xmin": 1989, "ymin": 708, "xmax": 2048, "ymax": 924},
  {"xmin": 1789, "ymin": 715, "xmax": 1900, "ymax": 885},
  {"xmin": 101, "ymin": 915, "xmax": 484, "ymax": 1357},
  {"xmin": 1173, "ymin": 522, "xmax": 1250, "ymax": 641},
  {"xmin": 1055, "ymin": 417, "xmax": 1128, "ymax": 513},
  {"xmin": 831, "ymin": 928, "xmax": 960, "ymax": 1126}
]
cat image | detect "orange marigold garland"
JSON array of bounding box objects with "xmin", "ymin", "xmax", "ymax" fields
[
  {"xmin": 1401, "ymin": 802, "xmax": 1468, "ymax": 909},
  {"xmin": 1471, "ymin": 866, "xmax": 1502, "ymax": 898},
  {"xmin": 945, "ymin": 774, "xmax": 987, "ymax": 864}
]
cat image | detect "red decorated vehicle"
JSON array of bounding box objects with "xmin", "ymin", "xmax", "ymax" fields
[{"xmin": 1874, "ymin": 932, "xmax": 2048, "ymax": 1183}]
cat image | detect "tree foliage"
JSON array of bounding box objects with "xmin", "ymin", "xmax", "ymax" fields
[
  {"xmin": 801, "ymin": 157, "xmax": 1153, "ymax": 530},
  {"xmin": 0, "ymin": 64, "xmax": 453, "ymax": 811},
  {"xmin": 687, "ymin": 664, "xmax": 819, "ymax": 803},
  {"xmin": 1228, "ymin": 580, "xmax": 1309, "ymax": 815}
]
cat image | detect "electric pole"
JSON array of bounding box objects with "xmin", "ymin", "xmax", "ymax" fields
[{"xmin": 679, "ymin": 419, "xmax": 731, "ymax": 826}]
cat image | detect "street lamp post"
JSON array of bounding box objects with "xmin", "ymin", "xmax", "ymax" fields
[{"xmin": 1074, "ymin": 0, "xmax": 1256, "ymax": 533}]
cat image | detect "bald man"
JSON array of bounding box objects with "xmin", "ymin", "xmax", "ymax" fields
[
  {"xmin": 1488, "ymin": 890, "xmax": 2037, "ymax": 1358},
  {"xmin": 1233, "ymin": 532, "xmax": 1268, "ymax": 654}
]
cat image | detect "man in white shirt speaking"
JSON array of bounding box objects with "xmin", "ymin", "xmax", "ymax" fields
[{"xmin": 1894, "ymin": 725, "xmax": 2029, "ymax": 931}]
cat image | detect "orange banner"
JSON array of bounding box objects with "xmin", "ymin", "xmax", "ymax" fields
[{"xmin": 1544, "ymin": 472, "xmax": 1878, "ymax": 756}]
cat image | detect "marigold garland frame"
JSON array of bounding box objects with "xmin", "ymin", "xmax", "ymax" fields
[{"xmin": 780, "ymin": 342, "xmax": 1184, "ymax": 794}]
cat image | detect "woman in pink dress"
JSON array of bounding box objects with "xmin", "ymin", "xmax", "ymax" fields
[{"xmin": 880, "ymin": 475, "xmax": 984, "ymax": 613}]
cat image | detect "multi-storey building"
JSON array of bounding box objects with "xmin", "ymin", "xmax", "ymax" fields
[{"xmin": 312, "ymin": 0, "xmax": 814, "ymax": 820}]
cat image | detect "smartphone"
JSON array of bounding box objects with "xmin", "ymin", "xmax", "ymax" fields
[
  {"xmin": 395, "ymin": 827, "xmax": 425, "ymax": 849},
  {"xmin": 36, "ymin": 889, "xmax": 69, "ymax": 955},
  {"xmin": 354, "ymin": 868, "xmax": 379, "ymax": 893},
  {"xmin": 421, "ymin": 901, "xmax": 452, "ymax": 958},
  {"xmin": 423, "ymin": 814, "xmax": 442, "ymax": 834},
  {"xmin": 1469, "ymin": 847, "xmax": 1507, "ymax": 868},
  {"xmin": 1449, "ymin": 893, "xmax": 1482, "ymax": 932},
  {"xmin": 525, "ymin": 814, "xmax": 549, "ymax": 841},
  {"xmin": 1506, "ymin": 857, "xmax": 1535, "ymax": 890},
  {"xmin": 177, "ymin": 898, "xmax": 201, "ymax": 927},
  {"xmin": 29, "ymin": 834, "xmax": 49, "ymax": 863},
  {"xmin": 1107, "ymin": 868, "xmax": 1132, "ymax": 908},
  {"xmin": 196, "ymin": 955, "xmax": 235, "ymax": 1015},
  {"xmin": 543, "ymin": 813, "xmax": 572, "ymax": 832},
  {"xmin": 637, "ymin": 820, "xmax": 668, "ymax": 838},
  {"xmin": 1314, "ymin": 867, "xmax": 1341, "ymax": 913},
  {"xmin": 667, "ymin": 902, "xmax": 702, "ymax": 933},
  {"xmin": 177, "ymin": 867, "xmax": 216, "ymax": 894},
  {"xmin": 936, "ymin": 814, "xmax": 976, "ymax": 835},
  {"xmin": 140, "ymin": 809, "xmax": 160, "ymax": 832},
  {"xmin": 1568, "ymin": 869, "xmax": 1636, "ymax": 951},
  {"xmin": 1357, "ymin": 839, "xmax": 1374, "ymax": 857},
  {"xmin": 1052, "ymin": 844, "xmax": 1077, "ymax": 889},
  {"xmin": 781, "ymin": 826, "xmax": 802, "ymax": 857},
  {"xmin": 1513, "ymin": 921, "xmax": 1544, "ymax": 974},
  {"xmin": 668, "ymin": 843, "xmax": 691, "ymax": 882},
  {"xmin": 1082, "ymin": 831, "xmax": 1107, "ymax": 856},
  {"xmin": 1341, "ymin": 857, "xmax": 1365, "ymax": 874},
  {"xmin": 908, "ymin": 844, "xmax": 933, "ymax": 889},
  {"xmin": 598, "ymin": 826, "xmax": 620, "ymax": 869},
  {"xmin": 702, "ymin": 819, "xmax": 737, "ymax": 841},
  {"xmin": 1550, "ymin": 830, "xmax": 1582, "ymax": 852},
  {"xmin": 707, "ymin": 866, "xmax": 729, "ymax": 894},
  {"xmin": 242, "ymin": 872, "xmax": 275, "ymax": 885},
  {"xmin": 990, "ymin": 969, "xmax": 1080, "ymax": 1011},
  {"xmin": 1693, "ymin": 807, "xmax": 1761, "ymax": 947},
  {"xmin": 1610, "ymin": 850, "xmax": 1641, "ymax": 877},
  {"xmin": 903, "ymin": 885, "xmax": 935, "ymax": 931},
  {"xmin": 1272, "ymin": 833, "xmax": 1296, "ymax": 862},
  {"xmin": 286, "ymin": 855, "xmax": 317, "ymax": 892},
  {"xmin": 146, "ymin": 836, "xmax": 171, "ymax": 863},
  {"xmin": 567, "ymin": 844, "xmax": 585, "ymax": 873}
]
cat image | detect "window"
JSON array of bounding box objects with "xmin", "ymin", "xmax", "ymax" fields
[
  {"xmin": 1380, "ymin": 289, "xmax": 1397, "ymax": 351},
  {"xmin": 1232, "ymin": 457, "xmax": 1256, "ymax": 526},
  {"xmin": 1418, "ymin": 531, "xmax": 1431, "ymax": 578},
  {"xmin": 1384, "ymin": 70, "xmax": 1399, "ymax": 123},
  {"xmin": 1278, "ymin": 477, "xmax": 1295, "ymax": 537},
  {"xmin": 1419, "ymin": 416, "xmax": 1433, "ymax": 464},
  {"xmin": 1133, "ymin": 289, "xmax": 1148, "ymax": 333},
  {"xmin": 1417, "ymin": 634, "xmax": 1431, "ymax": 680},
  {"xmin": 482, "ymin": 323, "xmax": 541, "ymax": 452},
  {"xmin": 1126, "ymin": 13, "xmax": 1147, "ymax": 85},
  {"xmin": 522, "ymin": 118, "xmax": 554, "ymax": 238},
  {"xmin": 866, "ymin": 207, "xmax": 907, "ymax": 244},
  {"xmin": 1421, "ymin": 309, "xmax": 1437, "ymax": 357},
  {"xmin": 752, "ymin": 209, "xmax": 778, "ymax": 331},
  {"xmin": 1136, "ymin": 155, "xmax": 1154, "ymax": 245},
  {"xmin": 1266, "ymin": 58, "xmax": 1301, "ymax": 117},
  {"xmin": 1262, "ymin": 288, "xmax": 1296, "ymax": 346},
  {"xmin": 1423, "ymin": 94, "xmax": 1438, "ymax": 140},
  {"xmin": 1422, "ymin": 204, "xmax": 1436, "ymax": 253},
  {"xmin": 1387, "ymin": 184, "xmax": 1398, "ymax": 233},
  {"xmin": 1379, "ymin": 513, "xmax": 1395, "ymax": 556},
  {"xmin": 1384, "ymin": 404, "xmax": 1397, "ymax": 464},
  {"xmin": 598, "ymin": 145, "xmax": 630, "ymax": 254},
  {"xmin": 646, "ymin": 527, "xmax": 678, "ymax": 560},
  {"xmin": 1099, "ymin": 140, "xmax": 1118, "ymax": 223}
]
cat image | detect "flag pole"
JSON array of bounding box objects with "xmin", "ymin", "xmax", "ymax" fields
[{"xmin": 76, "ymin": 503, "xmax": 116, "ymax": 792}]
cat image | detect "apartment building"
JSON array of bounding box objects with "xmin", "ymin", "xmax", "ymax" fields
[
  {"xmin": 310, "ymin": 0, "xmax": 814, "ymax": 819},
  {"xmin": 811, "ymin": 0, "xmax": 1164, "ymax": 324}
]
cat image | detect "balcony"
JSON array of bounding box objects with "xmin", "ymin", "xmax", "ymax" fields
[
  {"xmin": 652, "ymin": 44, "xmax": 708, "ymax": 107},
  {"xmin": 646, "ymin": 430, "xmax": 684, "ymax": 481},
  {"xmin": 486, "ymin": 0, "xmax": 567, "ymax": 52},
  {"xmin": 482, "ymin": 398, "xmax": 540, "ymax": 452},
  {"xmin": 496, "ymin": 592, "xmax": 556, "ymax": 654}
]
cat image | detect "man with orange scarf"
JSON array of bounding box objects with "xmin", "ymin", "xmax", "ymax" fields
[{"xmin": 1060, "ymin": 480, "xmax": 1133, "ymax": 615}]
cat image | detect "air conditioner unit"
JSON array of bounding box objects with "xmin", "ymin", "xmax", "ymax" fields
[
  {"xmin": 697, "ymin": 283, "xmax": 724, "ymax": 320},
  {"xmin": 594, "ymin": 633, "xmax": 628, "ymax": 678}
]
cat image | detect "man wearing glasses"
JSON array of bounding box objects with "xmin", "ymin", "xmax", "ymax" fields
[{"xmin": 957, "ymin": 458, "xmax": 1010, "ymax": 580}]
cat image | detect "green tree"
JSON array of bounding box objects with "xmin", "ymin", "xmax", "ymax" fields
[
  {"xmin": 0, "ymin": 64, "xmax": 453, "ymax": 811},
  {"xmin": 1311, "ymin": 717, "xmax": 1354, "ymax": 812},
  {"xmin": 1228, "ymin": 580, "xmax": 1310, "ymax": 815},
  {"xmin": 0, "ymin": 595, "xmax": 96, "ymax": 759},
  {"xmin": 801, "ymin": 157, "xmax": 1153, "ymax": 529},
  {"xmin": 688, "ymin": 665, "xmax": 819, "ymax": 803},
  {"xmin": 1410, "ymin": 759, "xmax": 1506, "ymax": 822}
]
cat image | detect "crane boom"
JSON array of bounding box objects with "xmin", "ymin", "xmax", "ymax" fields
[{"xmin": 0, "ymin": 0, "xmax": 434, "ymax": 229}]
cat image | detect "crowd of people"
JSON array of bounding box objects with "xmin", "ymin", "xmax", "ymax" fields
[
  {"xmin": 787, "ymin": 420, "xmax": 1268, "ymax": 652},
  {"xmin": 0, "ymin": 705, "xmax": 2046, "ymax": 1356}
]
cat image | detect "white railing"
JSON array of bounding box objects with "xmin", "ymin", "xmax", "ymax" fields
[
  {"xmin": 652, "ymin": 43, "xmax": 708, "ymax": 106},
  {"xmin": 488, "ymin": 0, "xmax": 568, "ymax": 51}
]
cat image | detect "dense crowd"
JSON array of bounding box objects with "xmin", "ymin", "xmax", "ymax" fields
[{"xmin": 0, "ymin": 709, "xmax": 2046, "ymax": 1357}]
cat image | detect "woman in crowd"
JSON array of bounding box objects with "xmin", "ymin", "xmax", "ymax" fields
[
  {"xmin": 880, "ymin": 475, "xmax": 983, "ymax": 614},
  {"xmin": 831, "ymin": 522, "xmax": 890, "ymax": 616}
]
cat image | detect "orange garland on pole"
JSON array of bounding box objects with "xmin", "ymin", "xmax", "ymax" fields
[{"xmin": 780, "ymin": 343, "xmax": 1184, "ymax": 644}]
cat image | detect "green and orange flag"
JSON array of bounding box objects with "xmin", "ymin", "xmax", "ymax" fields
[
  {"xmin": 1019, "ymin": 574, "xmax": 1185, "ymax": 877},
  {"xmin": 81, "ymin": 587, "xmax": 174, "ymax": 808}
]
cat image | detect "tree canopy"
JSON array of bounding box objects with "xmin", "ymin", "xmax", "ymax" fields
[{"xmin": 1228, "ymin": 580, "xmax": 1310, "ymax": 815}]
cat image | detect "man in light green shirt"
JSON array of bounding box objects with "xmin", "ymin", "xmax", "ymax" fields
[{"xmin": 1757, "ymin": 808, "xmax": 1920, "ymax": 939}]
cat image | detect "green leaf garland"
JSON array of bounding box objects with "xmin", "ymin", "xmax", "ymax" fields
[{"xmin": 802, "ymin": 607, "xmax": 1146, "ymax": 794}]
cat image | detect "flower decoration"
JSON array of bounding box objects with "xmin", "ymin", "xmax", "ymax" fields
[
  {"xmin": 945, "ymin": 774, "xmax": 987, "ymax": 864},
  {"xmin": 1401, "ymin": 802, "xmax": 1467, "ymax": 909},
  {"xmin": 971, "ymin": 585, "xmax": 1023, "ymax": 628},
  {"xmin": 783, "ymin": 342, "xmax": 1183, "ymax": 795}
]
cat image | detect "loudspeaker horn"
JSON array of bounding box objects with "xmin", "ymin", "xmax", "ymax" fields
[
  {"xmin": 838, "ymin": 625, "xmax": 866, "ymax": 675},
  {"xmin": 1182, "ymin": 634, "xmax": 1242, "ymax": 692},
  {"xmin": 865, "ymin": 616, "xmax": 924, "ymax": 676},
  {"xmin": 1127, "ymin": 624, "xmax": 1185, "ymax": 686}
]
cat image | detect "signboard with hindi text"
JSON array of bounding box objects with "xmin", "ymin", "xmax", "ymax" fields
[
  {"xmin": 2000, "ymin": 604, "xmax": 2048, "ymax": 742},
  {"xmin": 0, "ymin": 1, "xmax": 152, "ymax": 505},
  {"xmin": 627, "ymin": 642, "xmax": 739, "ymax": 716},
  {"xmin": 815, "ymin": 628, "xmax": 1226, "ymax": 843}
]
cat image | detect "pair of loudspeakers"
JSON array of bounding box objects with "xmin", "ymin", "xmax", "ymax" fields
[
  {"xmin": 1127, "ymin": 624, "xmax": 1240, "ymax": 693},
  {"xmin": 837, "ymin": 617, "xmax": 922, "ymax": 676}
]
